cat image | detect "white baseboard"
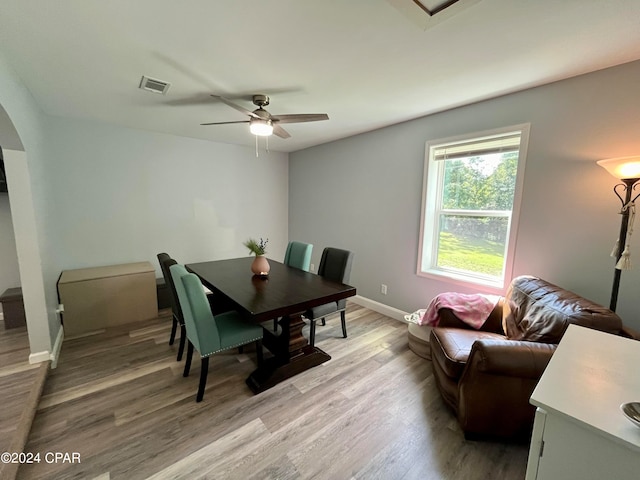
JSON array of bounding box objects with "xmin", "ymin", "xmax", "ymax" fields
[
  {"xmin": 351, "ymin": 295, "xmax": 410, "ymax": 323},
  {"xmin": 29, "ymin": 350, "xmax": 50, "ymax": 364},
  {"xmin": 50, "ymin": 325, "xmax": 64, "ymax": 369},
  {"xmin": 28, "ymin": 326, "xmax": 64, "ymax": 367}
]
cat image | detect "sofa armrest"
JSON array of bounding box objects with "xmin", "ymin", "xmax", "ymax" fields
[
  {"xmin": 455, "ymin": 339, "xmax": 557, "ymax": 439},
  {"xmin": 463, "ymin": 339, "xmax": 557, "ymax": 379}
]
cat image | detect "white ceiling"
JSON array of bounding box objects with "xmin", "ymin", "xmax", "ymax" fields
[{"xmin": 2, "ymin": 0, "xmax": 640, "ymax": 153}]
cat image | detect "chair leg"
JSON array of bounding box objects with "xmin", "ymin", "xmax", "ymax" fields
[
  {"xmin": 169, "ymin": 315, "xmax": 178, "ymax": 346},
  {"xmin": 238, "ymin": 345, "xmax": 244, "ymax": 354},
  {"xmin": 273, "ymin": 318, "xmax": 278, "ymax": 332},
  {"xmin": 196, "ymin": 356, "xmax": 209, "ymax": 402},
  {"xmin": 341, "ymin": 310, "xmax": 347, "ymax": 338},
  {"xmin": 183, "ymin": 341, "xmax": 194, "ymax": 377},
  {"xmin": 310, "ymin": 319, "xmax": 316, "ymax": 348},
  {"xmin": 176, "ymin": 324, "xmax": 186, "ymax": 362},
  {"xmin": 321, "ymin": 317, "xmax": 326, "ymax": 326},
  {"xmin": 255, "ymin": 339, "xmax": 263, "ymax": 366}
]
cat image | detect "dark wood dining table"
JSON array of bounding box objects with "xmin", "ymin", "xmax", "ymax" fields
[{"xmin": 186, "ymin": 256, "xmax": 356, "ymax": 393}]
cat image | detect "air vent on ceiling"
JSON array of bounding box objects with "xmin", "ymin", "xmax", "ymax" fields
[{"xmin": 139, "ymin": 75, "xmax": 171, "ymax": 95}]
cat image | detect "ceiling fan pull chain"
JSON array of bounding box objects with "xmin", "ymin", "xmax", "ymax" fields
[
  {"xmin": 266, "ymin": 135, "xmax": 269, "ymax": 154},
  {"xmin": 255, "ymin": 135, "xmax": 259, "ymax": 157}
]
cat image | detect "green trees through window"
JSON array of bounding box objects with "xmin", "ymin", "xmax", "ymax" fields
[
  {"xmin": 418, "ymin": 126, "xmax": 528, "ymax": 287},
  {"xmin": 438, "ymin": 152, "xmax": 518, "ymax": 277},
  {"xmin": 442, "ymin": 153, "xmax": 518, "ymax": 211}
]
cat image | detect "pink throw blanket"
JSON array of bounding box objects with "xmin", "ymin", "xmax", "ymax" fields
[{"xmin": 412, "ymin": 292, "xmax": 500, "ymax": 329}]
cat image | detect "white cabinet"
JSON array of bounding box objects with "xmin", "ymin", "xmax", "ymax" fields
[{"xmin": 526, "ymin": 325, "xmax": 640, "ymax": 480}]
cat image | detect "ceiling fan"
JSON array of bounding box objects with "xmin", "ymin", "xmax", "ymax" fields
[{"xmin": 201, "ymin": 94, "xmax": 329, "ymax": 138}]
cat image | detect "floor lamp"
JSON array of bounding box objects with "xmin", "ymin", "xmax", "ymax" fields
[{"xmin": 597, "ymin": 156, "xmax": 640, "ymax": 312}]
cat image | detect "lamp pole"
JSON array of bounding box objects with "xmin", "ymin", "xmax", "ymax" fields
[{"xmin": 609, "ymin": 178, "xmax": 640, "ymax": 311}]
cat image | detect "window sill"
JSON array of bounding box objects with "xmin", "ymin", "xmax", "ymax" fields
[{"xmin": 418, "ymin": 269, "xmax": 506, "ymax": 295}]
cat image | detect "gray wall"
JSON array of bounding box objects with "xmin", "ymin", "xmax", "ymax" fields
[{"xmin": 290, "ymin": 60, "xmax": 640, "ymax": 330}]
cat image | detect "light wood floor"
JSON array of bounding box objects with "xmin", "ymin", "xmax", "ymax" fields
[
  {"xmin": 0, "ymin": 321, "xmax": 34, "ymax": 451},
  {"xmin": 17, "ymin": 304, "xmax": 528, "ymax": 479}
]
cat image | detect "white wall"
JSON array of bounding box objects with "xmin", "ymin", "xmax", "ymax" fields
[
  {"xmin": 289, "ymin": 59, "xmax": 640, "ymax": 330},
  {"xmin": 44, "ymin": 118, "xmax": 289, "ymax": 275},
  {"xmin": 0, "ymin": 194, "xmax": 21, "ymax": 305}
]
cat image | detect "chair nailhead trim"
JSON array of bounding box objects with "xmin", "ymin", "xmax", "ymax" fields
[{"xmin": 201, "ymin": 336, "xmax": 263, "ymax": 357}]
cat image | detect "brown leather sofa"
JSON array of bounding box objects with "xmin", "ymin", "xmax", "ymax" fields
[{"xmin": 430, "ymin": 275, "xmax": 634, "ymax": 440}]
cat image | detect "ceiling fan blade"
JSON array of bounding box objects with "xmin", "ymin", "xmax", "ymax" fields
[
  {"xmin": 212, "ymin": 95, "xmax": 259, "ymax": 118},
  {"xmin": 200, "ymin": 120, "xmax": 249, "ymax": 126},
  {"xmin": 273, "ymin": 124, "xmax": 291, "ymax": 139},
  {"xmin": 165, "ymin": 94, "xmax": 216, "ymax": 106},
  {"xmin": 271, "ymin": 113, "xmax": 329, "ymax": 124}
]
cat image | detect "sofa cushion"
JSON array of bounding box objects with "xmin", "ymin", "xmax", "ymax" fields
[
  {"xmin": 430, "ymin": 328, "xmax": 506, "ymax": 380},
  {"xmin": 502, "ymin": 276, "xmax": 623, "ymax": 343}
]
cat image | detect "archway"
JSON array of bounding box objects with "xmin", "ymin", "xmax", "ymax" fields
[
  {"xmin": 0, "ymin": 105, "xmax": 25, "ymax": 347},
  {"xmin": 0, "ymin": 103, "xmax": 57, "ymax": 364}
]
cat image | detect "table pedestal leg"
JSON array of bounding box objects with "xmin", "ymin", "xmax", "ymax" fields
[{"xmin": 246, "ymin": 312, "xmax": 331, "ymax": 394}]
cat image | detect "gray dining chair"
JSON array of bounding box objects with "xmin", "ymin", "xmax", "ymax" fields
[
  {"xmin": 157, "ymin": 253, "xmax": 187, "ymax": 361},
  {"xmin": 170, "ymin": 263, "xmax": 264, "ymax": 402},
  {"xmin": 305, "ymin": 247, "xmax": 354, "ymax": 347}
]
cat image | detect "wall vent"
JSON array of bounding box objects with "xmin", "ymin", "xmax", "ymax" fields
[{"xmin": 139, "ymin": 75, "xmax": 171, "ymax": 95}]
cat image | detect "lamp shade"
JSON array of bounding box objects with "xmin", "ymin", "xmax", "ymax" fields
[
  {"xmin": 597, "ymin": 156, "xmax": 640, "ymax": 180},
  {"xmin": 249, "ymin": 118, "xmax": 273, "ymax": 136}
]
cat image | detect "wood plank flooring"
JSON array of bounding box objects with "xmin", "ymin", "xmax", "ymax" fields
[
  {"xmin": 0, "ymin": 319, "xmax": 50, "ymax": 480},
  {"xmin": 0, "ymin": 320, "xmax": 36, "ymax": 453},
  {"xmin": 17, "ymin": 304, "xmax": 528, "ymax": 479}
]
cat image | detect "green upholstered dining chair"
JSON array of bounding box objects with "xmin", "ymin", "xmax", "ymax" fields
[
  {"xmin": 273, "ymin": 241, "xmax": 314, "ymax": 331},
  {"xmin": 157, "ymin": 253, "xmax": 186, "ymax": 361},
  {"xmin": 284, "ymin": 241, "xmax": 313, "ymax": 271},
  {"xmin": 170, "ymin": 264, "xmax": 264, "ymax": 402},
  {"xmin": 305, "ymin": 247, "xmax": 354, "ymax": 347}
]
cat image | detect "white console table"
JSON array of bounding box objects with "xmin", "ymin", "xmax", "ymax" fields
[{"xmin": 526, "ymin": 324, "xmax": 640, "ymax": 479}]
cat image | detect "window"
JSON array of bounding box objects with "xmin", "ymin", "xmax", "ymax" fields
[{"xmin": 417, "ymin": 125, "xmax": 529, "ymax": 289}]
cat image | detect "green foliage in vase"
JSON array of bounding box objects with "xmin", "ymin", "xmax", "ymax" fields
[{"xmin": 243, "ymin": 237, "xmax": 268, "ymax": 256}]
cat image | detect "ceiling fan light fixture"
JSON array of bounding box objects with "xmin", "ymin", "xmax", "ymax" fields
[{"xmin": 249, "ymin": 118, "xmax": 273, "ymax": 136}]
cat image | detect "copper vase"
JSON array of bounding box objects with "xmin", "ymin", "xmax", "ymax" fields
[{"xmin": 251, "ymin": 255, "xmax": 270, "ymax": 276}]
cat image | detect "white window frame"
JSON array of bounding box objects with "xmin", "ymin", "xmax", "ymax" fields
[{"xmin": 417, "ymin": 124, "xmax": 530, "ymax": 290}]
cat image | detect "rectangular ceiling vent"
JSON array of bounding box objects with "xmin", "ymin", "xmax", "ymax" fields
[{"xmin": 139, "ymin": 75, "xmax": 171, "ymax": 95}]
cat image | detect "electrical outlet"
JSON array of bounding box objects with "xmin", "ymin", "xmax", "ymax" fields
[
  {"xmin": 381, "ymin": 284, "xmax": 388, "ymax": 295},
  {"xmin": 310, "ymin": 263, "xmax": 315, "ymax": 272}
]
